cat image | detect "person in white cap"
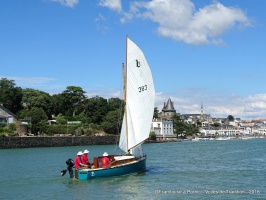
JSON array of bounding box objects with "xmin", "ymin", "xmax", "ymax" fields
[
  {"xmin": 101, "ymin": 152, "xmax": 110, "ymax": 168},
  {"xmin": 74, "ymin": 151, "xmax": 87, "ymax": 178},
  {"xmin": 82, "ymin": 150, "xmax": 91, "ymax": 167}
]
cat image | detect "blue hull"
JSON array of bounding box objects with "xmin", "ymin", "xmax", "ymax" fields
[{"xmin": 77, "ymin": 156, "xmax": 146, "ymax": 180}]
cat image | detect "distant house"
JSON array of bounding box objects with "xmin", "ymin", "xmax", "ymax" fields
[
  {"xmin": 151, "ymin": 119, "xmax": 176, "ymax": 139},
  {"xmin": 0, "ymin": 105, "xmax": 18, "ymax": 125},
  {"xmin": 153, "ymin": 98, "xmax": 177, "ymax": 139}
]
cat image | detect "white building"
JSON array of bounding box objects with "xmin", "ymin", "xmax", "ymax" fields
[
  {"xmin": 151, "ymin": 119, "xmax": 176, "ymax": 138},
  {"xmin": 0, "ymin": 105, "xmax": 18, "ymax": 124}
]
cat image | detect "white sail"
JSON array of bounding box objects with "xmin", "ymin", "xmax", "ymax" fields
[{"xmin": 119, "ymin": 37, "xmax": 155, "ymax": 153}]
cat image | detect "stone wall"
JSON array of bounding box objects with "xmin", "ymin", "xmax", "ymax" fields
[{"xmin": 0, "ymin": 136, "xmax": 119, "ymax": 149}]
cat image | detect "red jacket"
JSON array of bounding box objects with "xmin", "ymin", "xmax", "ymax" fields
[
  {"xmin": 101, "ymin": 157, "xmax": 110, "ymax": 167},
  {"xmin": 74, "ymin": 155, "xmax": 82, "ymax": 169},
  {"xmin": 82, "ymin": 154, "xmax": 90, "ymax": 165}
]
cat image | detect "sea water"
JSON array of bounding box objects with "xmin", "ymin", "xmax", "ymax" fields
[{"xmin": 0, "ymin": 139, "xmax": 265, "ymax": 200}]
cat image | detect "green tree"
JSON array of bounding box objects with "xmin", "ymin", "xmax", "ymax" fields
[
  {"xmin": 16, "ymin": 109, "xmax": 30, "ymax": 119},
  {"xmin": 55, "ymin": 114, "xmax": 67, "ymax": 125},
  {"xmin": 172, "ymin": 113, "xmax": 182, "ymax": 121},
  {"xmin": 101, "ymin": 110, "xmax": 123, "ymax": 134},
  {"xmin": 227, "ymin": 115, "xmax": 234, "ymax": 121},
  {"xmin": 0, "ymin": 78, "xmax": 23, "ymax": 114},
  {"xmin": 22, "ymin": 88, "xmax": 53, "ymax": 118},
  {"xmin": 61, "ymin": 86, "xmax": 86, "ymax": 116},
  {"xmin": 149, "ymin": 131, "xmax": 157, "ymax": 140},
  {"xmin": 108, "ymin": 97, "xmax": 124, "ymax": 112},
  {"xmin": 28, "ymin": 107, "xmax": 48, "ymax": 134},
  {"xmin": 173, "ymin": 121, "xmax": 199, "ymax": 136},
  {"xmin": 84, "ymin": 96, "xmax": 109, "ymax": 124},
  {"xmin": 51, "ymin": 93, "xmax": 67, "ymax": 116},
  {"xmin": 153, "ymin": 107, "xmax": 159, "ymax": 119},
  {"xmin": 212, "ymin": 122, "xmax": 220, "ymax": 127},
  {"xmin": 8, "ymin": 123, "xmax": 16, "ymax": 132}
]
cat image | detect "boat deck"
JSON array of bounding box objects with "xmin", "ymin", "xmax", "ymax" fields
[{"xmin": 81, "ymin": 154, "xmax": 138, "ymax": 171}]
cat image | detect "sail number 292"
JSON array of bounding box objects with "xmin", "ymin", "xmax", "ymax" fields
[{"xmin": 138, "ymin": 85, "xmax": 147, "ymax": 92}]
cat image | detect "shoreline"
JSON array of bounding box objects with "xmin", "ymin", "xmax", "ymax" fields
[
  {"xmin": 1, "ymin": 136, "xmax": 264, "ymax": 149},
  {"xmin": 0, "ymin": 135, "xmax": 182, "ymax": 149}
]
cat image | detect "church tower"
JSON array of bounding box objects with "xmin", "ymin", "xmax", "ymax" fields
[{"xmin": 200, "ymin": 101, "xmax": 204, "ymax": 121}]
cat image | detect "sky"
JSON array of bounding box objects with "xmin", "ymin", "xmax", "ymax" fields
[{"xmin": 1, "ymin": 0, "xmax": 266, "ymax": 120}]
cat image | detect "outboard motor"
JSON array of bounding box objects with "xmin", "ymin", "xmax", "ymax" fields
[{"xmin": 61, "ymin": 158, "xmax": 74, "ymax": 178}]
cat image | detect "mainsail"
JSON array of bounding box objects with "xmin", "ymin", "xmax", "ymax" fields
[{"xmin": 119, "ymin": 37, "xmax": 155, "ymax": 154}]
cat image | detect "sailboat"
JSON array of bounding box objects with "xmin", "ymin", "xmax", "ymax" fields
[{"xmin": 64, "ymin": 36, "xmax": 155, "ymax": 180}]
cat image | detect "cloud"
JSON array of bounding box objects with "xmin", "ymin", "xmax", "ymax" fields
[
  {"xmin": 95, "ymin": 13, "xmax": 109, "ymax": 33},
  {"xmin": 85, "ymin": 85, "xmax": 122, "ymax": 99},
  {"xmin": 242, "ymin": 94, "xmax": 266, "ymax": 118},
  {"xmin": 0, "ymin": 76, "xmax": 65, "ymax": 94},
  {"xmin": 2, "ymin": 77, "xmax": 55, "ymax": 87},
  {"xmin": 50, "ymin": 0, "xmax": 79, "ymax": 8},
  {"xmin": 98, "ymin": 0, "xmax": 122, "ymax": 12},
  {"xmin": 103, "ymin": 0, "xmax": 251, "ymax": 45}
]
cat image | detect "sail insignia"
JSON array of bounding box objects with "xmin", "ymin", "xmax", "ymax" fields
[{"xmin": 136, "ymin": 59, "xmax": 141, "ymax": 68}]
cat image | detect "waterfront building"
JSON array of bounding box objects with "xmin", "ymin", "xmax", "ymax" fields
[
  {"xmin": 151, "ymin": 119, "xmax": 176, "ymax": 139},
  {"xmin": 152, "ymin": 98, "xmax": 176, "ymax": 139}
]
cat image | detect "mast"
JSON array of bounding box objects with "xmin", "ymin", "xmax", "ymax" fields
[{"xmin": 124, "ymin": 35, "xmax": 129, "ymax": 151}]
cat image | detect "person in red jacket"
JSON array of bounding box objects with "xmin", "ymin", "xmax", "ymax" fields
[
  {"xmin": 101, "ymin": 152, "xmax": 110, "ymax": 168},
  {"xmin": 82, "ymin": 149, "xmax": 91, "ymax": 167},
  {"xmin": 74, "ymin": 151, "xmax": 87, "ymax": 178}
]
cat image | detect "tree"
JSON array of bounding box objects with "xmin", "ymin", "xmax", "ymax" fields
[
  {"xmin": 0, "ymin": 78, "xmax": 23, "ymax": 114},
  {"xmin": 108, "ymin": 98, "xmax": 124, "ymax": 112},
  {"xmin": 84, "ymin": 96, "xmax": 109, "ymax": 124},
  {"xmin": 27, "ymin": 107, "xmax": 48, "ymax": 134},
  {"xmin": 101, "ymin": 110, "xmax": 123, "ymax": 134},
  {"xmin": 173, "ymin": 121, "xmax": 199, "ymax": 136},
  {"xmin": 149, "ymin": 131, "xmax": 157, "ymax": 140},
  {"xmin": 153, "ymin": 107, "xmax": 159, "ymax": 119},
  {"xmin": 55, "ymin": 114, "xmax": 67, "ymax": 125},
  {"xmin": 227, "ymin": 115, "xmax": 234, "ymax": 122},
  {"xmin": 51, "ymin": 93, "xmax": 68, "ymax": 116},
  {"xmin": 8, "ymin": 123, "xmax": 16, "ymax": 132},
  {"xmin": 172, "ymin": 113, "xmax": 182, "ymax": 121},
  {"xmin": 61, "ymin": 86, "xmax": 86, "ymax": 116},
  {"xmin": 212, "ymin": 122, "xmax": 220, "ymax": 127},
  {"xmin": 22, "ymin": 88, "xmax": 53, "ymax": 118},
  {"xmin": 16, "ymin": 109, "xmax": 30, "ymax": 120}
]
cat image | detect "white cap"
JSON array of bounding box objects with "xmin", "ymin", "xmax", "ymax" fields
[
  {"xmin": 77, "ymin": 151, "xmax": 83, "ymax": 156},
  {"xmin": 103, "ymin": 152, "xmax": 108, "ymax": 156},
  {"xmin": 83, "ymin": 150, "xmax": 89, "ymax": 154}
]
